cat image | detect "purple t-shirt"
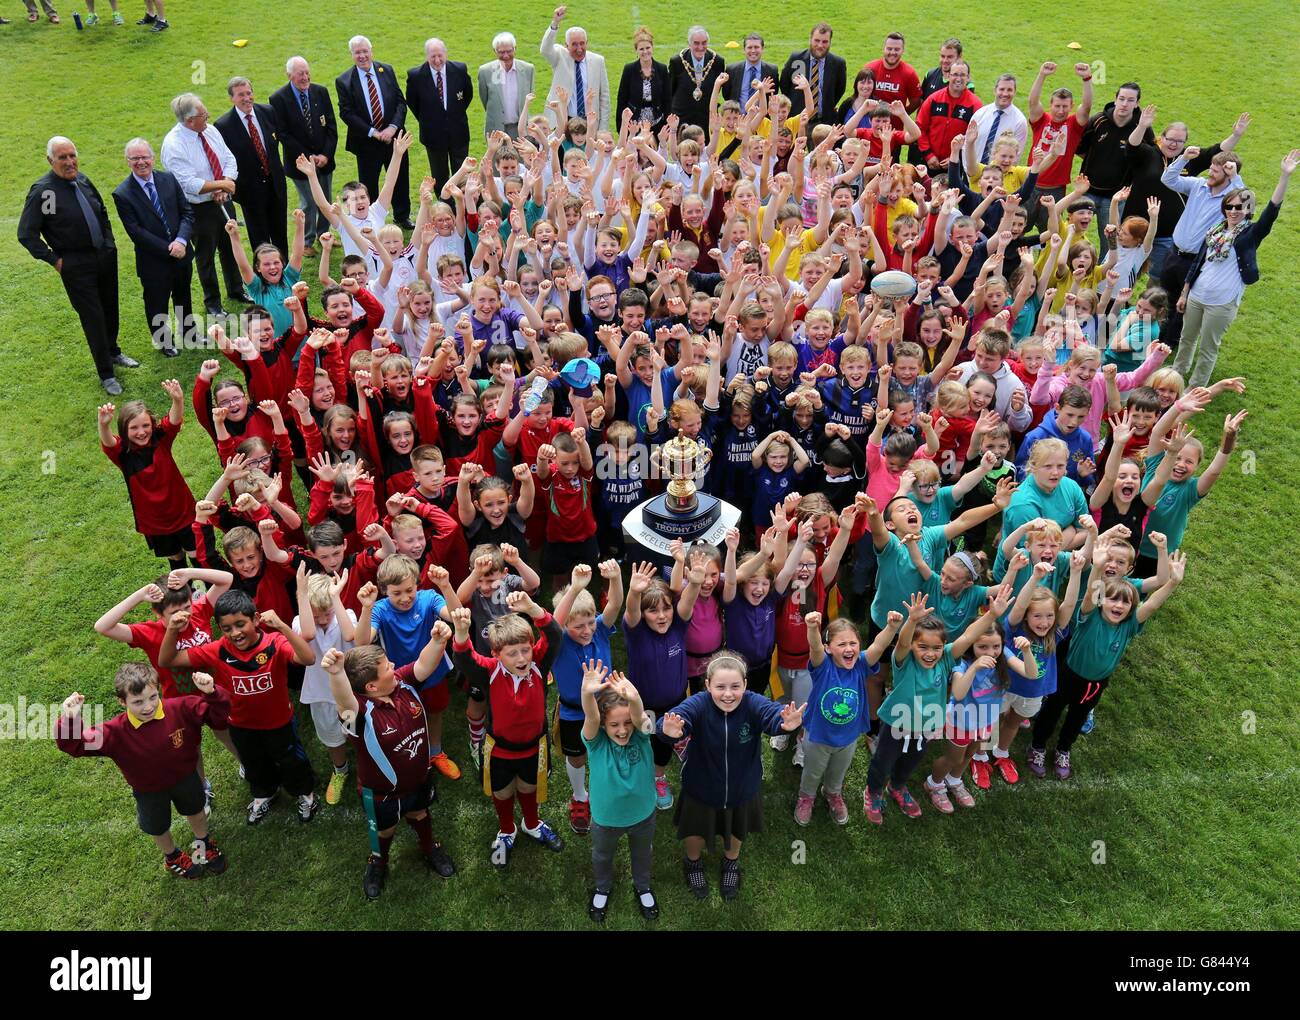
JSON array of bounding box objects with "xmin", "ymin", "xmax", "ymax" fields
[
  {"xmin": 723, "ymin": 589, "xmax": 781, "ymax": 672},
  {"xmin": 469, "ymin": 309, "xmax": 525, "ymax": 348},
  {"xmin": 624, "ymin": 616, "xmax": 689, "ymax": 709}
]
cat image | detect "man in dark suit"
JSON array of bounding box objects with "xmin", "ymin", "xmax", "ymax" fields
[
  {"xmin": 666, "ymin": 26, "xmax": 724, "ymax": 137},
  {"xmin": 18, "ymin": 136, "xmax": 135, "ymax": 395},
  {"xmin": 215, "ymin": 76, "xmax": 288, "ymax": 258},
  {"xmin": 112, "ymin": 138, "xmax": 195, "ymax": 357},
  {"xmin": 406, "ymin": 38, "xmax": 473, "ymax": 191},
  {"xmin": 780, "ymin": 22, "xmax": 847, "ymax": 130},
  {"xmin": 725, "ymin": 33, "xmax": 779, "ymax": 112},
  {"xmin": 271, "ymin": 56, "xmax": 338, "ymax": 250},
  {"xmin": 336, "ymin": 35, "xmax": 411, "ymax": 227}
]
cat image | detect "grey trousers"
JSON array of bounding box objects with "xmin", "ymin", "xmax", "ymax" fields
[
  {"xmin": 591, "ymin": 810, "xmax": 656, "ymax": 893},
  {"xmin": 798, "ymin": 740, "xmax": 858, "ymax": 798},
  {"xmin": 25, "ymin": 0, "xmax": 58, "ymax": 13},
  {"xmin": 1174, "ymin": 297, "xmax": 1239, "ymax": 388}
]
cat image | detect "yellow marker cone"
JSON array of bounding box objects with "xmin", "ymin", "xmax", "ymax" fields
[
  {"xmin": 233, "ymin": 39, "xmax": 249, "ymax": 48},
  {"xmin": 725, "ymin": 40, "xmax": 739, "ymax": 48},
  {"xmin": 1066, "ymin": 41, "xmax": 1082, "ymax": 50}
]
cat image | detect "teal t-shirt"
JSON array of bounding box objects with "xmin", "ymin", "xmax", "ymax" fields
[
  {"xmin": 997, "ymin": 550, "xmax": 1072, "ymax": 600},
  {"xmin": 1103, "ymin": 320, "xmax": 1159, "ymax": 373},
  {"xmin": 1139, "ymin": 452, "xmax": 1201, "ymax": 556},
  {"xmin": 909, "ymin": 485, "xmax": 960, "ymax": 535},
  {"xmin": 994, "ymin": 475, "xmax": 1089, "ymax": 575},
  {"xmin": 247, "ymin": 264, "xmax": 303, "ymax": 336},
  {"xmin": 1066, "ymin": 606, "xmax": 1142, "ymax": 680},
  {"xmin": 582, "ymin": 728, "xmax": 656, "ymax": 828},
  {"xmin": 926, "ymin": 579, "xmax": 989, "ymax": 635},
  {"xmin": 881, "ymin": 641, "xmax": 955, "ymax": 736},
  {"xmin": 871, "ymin": 526, "xmax": 949, "ymax": 627}
]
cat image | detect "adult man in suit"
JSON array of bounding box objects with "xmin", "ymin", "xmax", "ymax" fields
[
  {"xmin": 215, "ymin": 76, "xmax": 288, "ymax": 258},
  {"xmin": 112, "ymin": 138, "xmax": 195, "ymax": 358},
  {"xmin": 779, "ymin": 22, "xmax": 846, "ymax": 131},
  {"xmin": 406, "ymin": 38, "xmax": 473, "ymax": 191},
  {"xmin": 667, "ymin": 25, "xmax": 725, "ymax": 137},
  {"xmin": 336, "ymin": 35, "xmax": 412, "ymax": 227},
  {"xmin": 271, "ymin": 56, "xmax": 338, "ymax": 250},
  {"xmin": 19, "ymin": 136, "xmax": 136, "ymax": 395},
  {"xmin": 479, "ymin": 32, "xmax": 535, "ymax": 140},
  {"xmin": 725, "ymin": 33, "xmax": 779, "ymax": 112},
  {"xmin": 539, "ymin": 6, "xmax": 610, "ymax": 129}
]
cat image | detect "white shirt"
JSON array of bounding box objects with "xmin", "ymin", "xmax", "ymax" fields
[
  {"xmin": 499, "ymin": 64, "xmax": 520, "ymax": 121},
  {"xmin": 293, "ymin": 611, "xmax": 356, "ymax": 705},
  {"xmin": 340, "ymin": 200, "xmax": 388, "ymax": 274},
  {"xmin": 160, "ymin": 123, "xmax": 238, "ymax": 204},
  {"xmin": 430, "ymin": 66, "xmax": 448, "ymax": 110},
  {"xmin": 970, "ymin": 102, "xmax": 1030, "ymax": 162},
  {"xmin": 236, "ymin": 107, "xmax": 268, "ymax": 148}
]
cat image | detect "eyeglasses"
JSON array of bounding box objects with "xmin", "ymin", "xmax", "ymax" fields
[
  {"xmin": 246, "ymin": 455, "xmax": 273, "ymax": 470},
  {"xmin": 215, "ymin": 397, "xmax": 245, "ymax": 409},
  {"xmin": 590, "ymin": 292, "xmax": 616, "ymax": 302},
  {"xmin": 1223, "ymin": 203, "xmax": 1246, "ymax": 211},
  {"xmin": 127, "ymin": 155, "xmax": 152, "ymax": 163},
  {"xmin": 915, "ymin": 482, "xmax": 939, "ymax": 492}
]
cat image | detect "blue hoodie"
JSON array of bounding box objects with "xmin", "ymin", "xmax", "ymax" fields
[
  {"xmin": 656, "ymin": 690, "xmax": 788, "ymax": 809},
  {"xmin": 1014, "ymin": 409, "xmax": 1095, "ymax": 484}
]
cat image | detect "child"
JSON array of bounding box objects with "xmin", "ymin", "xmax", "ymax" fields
[
  {"xmin": 750, "ymin": 430, "xmax": 812, "ymax": 540},
  {"xmin": 1029, "ymin": 556, "xmax": 1186, "ymax": 778},
  {"xmin": 552, "ymin": 561, "xmax": 625, "ymax": 836},
  {"xmin": 1014, "ymin": 384, "xmax": 1096, "ymax": 485},
  {"xmin": 864, "ymin": 589, "xmax": 1010, "ymax": 824},
  {"xmin": 659, "ymin": 652, "xmax": 805, "ymax": 900},
  {"xmin": 580, "ymin": 662, "xmax": 659, "ymax": 923},
  {"xmin": 158, "ymin": 590, "xmax": 320, "ymax": 825},
  {"xmin": 320, "ymin": 635, "xmax": 457, "ymax": 901},
  {"xmin": 455, "ymin": 543, "xmax": 543, "ymax": 655},
  {"xmin": 98, "ymin": 380, "xmax": 196, "ymax": 567},
  {"xmin": 722, "ymin": 529, "xmax": 782, "ymax": 695},
  {"xmin": 456, "ymin": 464, "xmax": 535, "ymax": 553},
  {"xmin": 668, "ymin": 542, "xmax": 728, "ymax": 697},
  {"xmin": 56, "ymin": 664, "xmax": 230, "ymax": 879},
  {"xmin": 292, "ymin": 569, "xmax": 357, "ymax": 806},
  {"xmin": 1089, "ymin": 410, "xmax": 1181, "ymax": 541},
  {"xmin": 451, "ymin": 595, "xmax": 566, "ymax": 868},
  {"xmin": 798, "ymin": 612, "xmax": 900, "ymax": 825},
  {"xmin": 535, "ymin": 429, "xmax": 598, "ymax": 587}
]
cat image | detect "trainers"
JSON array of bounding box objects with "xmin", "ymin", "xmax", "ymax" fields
[
  {"xmin": 683, "ymin": 856, "xmax": 709, "ymax": 899},
  {"xmin": 524, "ymin": 820, "xmax": 564, "ymax": 852},
  {"xmin": 993, "ymin": 755, "xmax": 1020, "ymax": 784},
  {"xmin": 791, "ymin": 738, "xmax": 806, "ymax": 768},
  {"xmin": 246, "ymin": 796, "xmax": 272, "ymax": 825},
  {"xmin": 297, "ymin": 793, "xmax": 320, "ymax": 822},
  {"xmin": 654, "ymin": 775, "xmax": 673, "ymax": 811},
  {"xmin": 137, "ymin": 12, "xmax": 157, "ymax": 23},
  {"xmin": 970, "ymin": 758, "xmax": 993, "ymax": 790},
  {"xmin": 947, "ymin": 780, "xmax": 976, "ymax": 809},
  {"xmin": 325, "ymin": 769, "xmax": 347, "ymax": 805},
  {"xmin": 363, "ymin": 855, "xmax": 387, "ymax": 899},
  {"xmin": 720, "ymin": 857, "xmax": 742, "ymax": 900},
  {"xmin": 150, "ymin": 18, "xmax": 169, "ymax": 32},
  {"xmin": 863, "ymin": 788, "xmax": 884, "ymax": 825},
  {"xmin": 887, "ymin": 784, "xmax": 923, "ymax": 819},
  {"xmin": 192, "ymin": 837, "xmax": 227, "ymax": 875},
  {"xmin": 164, "ymin": 849, "xmax": 204, "ymax": 879},
  {"xmin": 112, "ymin": 11, "xmax": 124, "ymax": 24},
  {"xmin": 1080, "ymin": 710, "xmax": 1096, "ymax": 735},
  {"xmin": 770, "ymin": 733, "xmax": 789, "ymax": 752},
  {"xmin": 1053, "ymin": 750, "xmax": 1072, "ymax": 780},
  {"xmin": 794, "ymin": 793, "xmax": 815, "ymax": 826},
  {"xmin": 430, "ymin": 751, "xmax": 461, "ymax": 780},
  {"xmin": 569, "ymin": 797, "xmax": 591, "ymax": 835},
  {"xmin": 423, "ymin": 841, "xmax": 456, "ymax": 878},
  {"xmin": 85, "ymin": 12, "xmax": 99, "ymax": 25},
  {"xmin": 824, "ymin": 789, "xmax": 849, "ymax": 825},
  {"xmin": 1026, "ymin": 746, "xmax": 1048, "ymax": 778},
  {"xmin": 490, "ymin": 831, "xmax": 515, "ymax": 870},
  {"xmin": 926, "ymin": 781, "xmax": 954, "ymax": 814}
]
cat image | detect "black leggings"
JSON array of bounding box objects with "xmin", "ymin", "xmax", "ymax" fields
[
  {"xmin": 1031, "ymin": 661, "xmax": 1110, "ymax": 755},
  {"xmin": 865, "ymin": 726, "xmax": 930, "ymax": 795}
]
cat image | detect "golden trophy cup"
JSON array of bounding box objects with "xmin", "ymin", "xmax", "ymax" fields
[{"xmin": 662, "ymin": 431, "xmax": 713, "ymax": 513}]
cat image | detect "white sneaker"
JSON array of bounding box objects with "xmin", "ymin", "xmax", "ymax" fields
[
  {"xmin": 770, "ymin": 733, "xmax": 789, "ymax": 752},
  {"xmin": 791, "ymin": 738, "xmax": 805, "ymax": 768},
  {"xmin": 238, "ymin": 764, "xmax": 246, "ymax": 780},
  {"xmin": 246, "ymin": 797, "xmax": 272, "ymax": 825},
  {"xmin": 297, "ymin": 793, "xmax": 320, "ymax": 822}
]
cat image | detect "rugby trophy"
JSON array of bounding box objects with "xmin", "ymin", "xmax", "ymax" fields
[{"xmin": 622, "ymin": 431, "xmax": 741, "ymax": 558}]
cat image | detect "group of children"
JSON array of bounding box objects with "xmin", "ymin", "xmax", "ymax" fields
[{"xmin": 65, "ymin": 35, "xmax": 1259, "ymax": 922}]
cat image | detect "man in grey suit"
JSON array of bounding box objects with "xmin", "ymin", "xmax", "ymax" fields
[
  {"xmin": 539, "ymin": 5, "xmax": 610, "ymax": 129},
  {"xmin": 478, "ymin": 32, "xmax": 535, "ymax": 139}
]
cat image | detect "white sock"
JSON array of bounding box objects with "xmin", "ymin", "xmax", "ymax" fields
[
  {"xmin": 566, "ymin": 760, "xmax": 588, "ymax": 802},
  {"xmin": 946, "ymin": 774, "xmax": 964, "ymax": 787},
  {"xmin": 992, "ymin": 748, "xmax": 1009, "ymax": 759},
  {"xmin": 592, "ymin": 891, "xmax": 609, "ymax": 908},
  {"xmin": 925, "ymin": 776, "xmax": 944, "ymax": 790},
  {"xmin": 639, "ymin": 890, "xmax": 656, "ymax": 908},
  {"xmin": 971, "ymin": 752, "xmax": 990, "ymax": 762}
]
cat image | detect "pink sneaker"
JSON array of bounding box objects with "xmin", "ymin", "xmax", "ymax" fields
[
  {"xmin": 823, "ymin": 789, "xmax": 849, "ymax": 825},
  {"xmin": 863, "ymin": 788, "xmax": 884, "ymax": 825},
  {"xmin": 794, "ymin": 793, "xmax": 815, "ymax": 826},
  {"xmin": 887, "ymin": 784, "xmax": 923, "ymax": 819},
  {"xmin": 925, "ymin": 781, "xmax": 954, "ymax": 814},
  {"xmin": 947, "ymin": 780, "xmax": 976, "ymax": 808}
]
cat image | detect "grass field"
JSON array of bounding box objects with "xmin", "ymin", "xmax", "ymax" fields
[{"xmin": 2, "ymin": 1, "xmax": 1298, "ymax": 931}]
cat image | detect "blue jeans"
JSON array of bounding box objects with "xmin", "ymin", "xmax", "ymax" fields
[
  {"xmin": 1086, "ymin": 193, "xmax": 1114, "ymax": 259},
  {"xmin": 1148, "ymin": 237, "xmax": 1175, "ymax": 280}
]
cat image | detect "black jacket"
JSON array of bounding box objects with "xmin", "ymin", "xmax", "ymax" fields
[
  {"xmin": 215, "ymin": 104, "xmax": 287, "ymax": 205},
  {"xmin": 1185, "ymin": 200, "xmax": 1281, "ymax": 293},
  {"xmin": 269, "ymin": 82, "xmax": 338, "ymax": 179},
  {"xmin": 724, "ymin": 60, "xmax": 779, "ymax": 106},
  {"xmin": 779, "ymin": 48, "xmax": 846, "ymax": 125},
  {"xmin": 406, "ymin": 61, "xmax": 473, "ymax": 149},
  {"xmin": 111, "ymin": 170, "xmax": 194, "ymax": 278},
  {"xmin": 1077, "ymin": 102, "xmax": 1154, "ymax": 196},
  {"xmin": 1123, "ymin": 142, "xmax": 1219, "ymax": 239},
  {"xmin": 18, "ymin": 171, "xmax": 115, "ymax": 263},
  {"xmin": 615, "ymin": 59, "xmax": 670, "ymax": 132},
  {"xmin": 335, "ymin": 61, "xmax": 406, "ymax": 157},
  {"xmin": 666, "ymin": 49, "xmax": 725, "ymax": 132}
]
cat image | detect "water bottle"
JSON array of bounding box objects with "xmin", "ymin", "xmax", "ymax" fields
[
  {"xmin": 521, "ymin": 376, "xmax": 548, "ymax": 417},
  {"xmin": 73, "ymin": 12, "xmax": 83, "ymax": 28}
]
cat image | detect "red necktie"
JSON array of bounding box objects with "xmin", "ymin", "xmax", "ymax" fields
[
  {"xmin": 365, "ymin": 70, "xmax": 383, "ymax": 128},
  {"xmin": 435, "ymin": 69, "xmax": 445, "ymax": 108},
  {"xmin": 198, "ymin": 130, "xmax": 223, "ymax": 181},
  {"xmin": 246, "ymin": 113, "xmax": 271, "ymax": 177}
]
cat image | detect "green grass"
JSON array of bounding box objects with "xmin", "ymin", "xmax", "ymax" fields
[{"xmin": 2, "ymin": 1, "xmax": 1298, "ymax": 931}]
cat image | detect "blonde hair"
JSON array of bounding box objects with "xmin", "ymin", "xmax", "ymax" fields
[
  {"xmin": 1025, "ymin": 519, "xmax": 1064, "ymax": 546},
  {"xmin": 907, "ymin": 459, "xmax": 941, "ymax": 485},
  {"xmin": 1021, "ymin": 587, "xmax": 1062, "ymax": 655},
  {"xmin": 804, "ymin": 308, "xmax": 834, "ymax": 327},
  {"xmin": 487, "ymin": 613, "xmax": 535, "ymax": 651},
  {"xmin": 307, "ymin": 574, "xmax": 334, "ymax": 612},
  {"xmin": 935, "ymin": 380, "xmax": 970, "ymax": 414},
  {"xmin": 555, "ymin": 586, "xmax": 597, "ymax": 618},
  {"xmin": 1066, "ymin": 344, "xmax": 1101, "ymax": 370},
  {"xmin": 1024, "ymin": 437, "xmax": 1069, "ymax": 473},
  {"xmin": 705, "ymin": 649, "xmax": 749, "ymax": 680},
  {"xmin": 1148, "ymin": 367, "xmax": 1185, "ymax": 397},
  {"xmin": 390, "ymin": 512, "xmax": 424, "ymax": 535},
  {"xmin": 376, "ymin": 555, "xmax": 420, "ymax": 588}
]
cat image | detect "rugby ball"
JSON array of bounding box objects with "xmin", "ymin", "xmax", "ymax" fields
[{"xmin": 871, "ymin": 270, "xmax": 917, "ymax": 300}]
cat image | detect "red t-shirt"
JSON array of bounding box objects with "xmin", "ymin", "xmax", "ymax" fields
[
  {"xmin": 349, "ymin": 671, "xmax": 431, "ymax": 796},
  {"xmin": 128, "ymin": 595, "xmax": 216, "ymax": 698},
  {"xmin": 1029, "ymin": 112, "xmax": 1086, "ymax": 189},
  {"xmin": 185, "ymin": 631, "xmax": 297, "ymax": 730},
  {"xmin": 775, "ymin": 574, "xmax": 827, "ymax": 669},
  {"xmin": 937, "ymin": 414, "xmax": 977, "ymax": 480},
  {"xmin": 101, "ymin": 418, "xmax": 196, "ymax": 536},
  {"xmin": 853, "ymin": 127, "xmax": 907, "ymax": 164},
  {"xmin": 540, "ymin": 466, "xmax": 597, "ymax": 542},
  {"xmin": 866, "ymin": 59, "xmax": 921, "ymax": 119}
]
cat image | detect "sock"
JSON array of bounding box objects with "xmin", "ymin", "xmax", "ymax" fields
[
  {"xmin": 639, "ymin": 890, "xmax": 656, "ymax": 908},
  {"xmin": 566, "ymin": 760, "xmax": 588, "ymax": 802},
  {"xmin": 992, "ymin": 747, "xmax": 1009, "ymax": 759},
  {"xmin": 405, "ymin": 814, "xmax": 434, "ymax": 855},
  {"xmin": 492, "ymin": 794, "xmax": 516, "ymax": 834},
  {"xmin": 721, "ymin": 856, "xmax": 740, "ymax": 891},
  {"xmin": 518, "ymin": 789, "xmax": 541, "ymax": 830},
  {"xmin": 196, "ymin": 833, "xmax": 214, "ymax": 849},
  {"xmin": 971, "ymin": 752, "xmax": 990, "ymax": 762},
  {"xmin": 946, "ymin": 774, "xmax": 964, "ymax": 787},
  {"xmin": 429, "ymin": 743, "xmax": 442, "ymax": 758},
  {"xmin": 925, "ymin": 776, "xmax": 944, "ymax": 790},
  {"xmin": 165, "ymin": 847, "xmax": 183, "ymax": 861},
  {"xmin": 468, "ymin": 717, "xmax": 486, "ymax": 746},
  {"xmin": 378, "ymin": 832, "xmax": 395, "ymax": 863}
]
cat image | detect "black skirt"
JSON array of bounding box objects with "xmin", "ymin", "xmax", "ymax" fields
[{"xmin": 674, "ymin": 789, "xmax": 763, "ymax": 849}]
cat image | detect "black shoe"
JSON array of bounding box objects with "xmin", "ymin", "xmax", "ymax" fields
[
  {"xmin": 137, "ymin": 13, "xmax": 157, "ymax": 23},
  {"xmin": 720, "ymin": 857, "xmax": 741, "ymax": 901},
  {"xmin": 101, "ymin": 377, "xmax": 123, "ymax": 396},
  {"xmin": 229, "ymin": 291, "xmax": 252, "ymax": 305},
  {"xmin": 635, "ymin": 886, "xmax": 660, "ymax": 921},
  {"xmin": 423, "ymin": 841, "xmax": 456, "ymax": 878},
  {"xmin": 524, "ymin": 820, "xmax": 564, "ymax": 852},
  {"xmin": 193, "ymin": 837, "xmax": 228, "ymax": 876},
  {"xmin": 363, "ymin": 856, "xmax": 387, "ymax": 900},
  {"xmin": 113, "ymin": 353, "xmax": 141, "ymax": 369},
  {"xmin": 162, "ymin": 345, "xmax": 180, "ymax": 358},
  {"xmin": 205, "ymin": 305, "xmax": 227, "ymax": 318},
  {"xmin": 396, "ymin": 219, "xmax": 416, "ymax": 230},
  {"xmin": 683, "ymin": 856, "xmax": 709, "ymax": 900},
  {"xmin": 588, "ymin": 889, "xmax": 610, "ymax": 923},
  {"xmin": 150, "ymin": 18, "xmax": 169, "ymax": 32}
]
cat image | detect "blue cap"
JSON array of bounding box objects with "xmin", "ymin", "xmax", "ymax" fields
[{"xmin": 560, "ymin": 357, "xmax": 601, "ymax": 395}]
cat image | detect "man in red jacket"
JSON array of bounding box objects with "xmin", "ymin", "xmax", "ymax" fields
[{"xmin": 915, "ymin": 61, "xmax": 981, "ymax": 173}]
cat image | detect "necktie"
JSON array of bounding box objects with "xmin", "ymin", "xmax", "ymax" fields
[
  {"xmin": 435, "ymin": 69, "xmax": 445, "ymax": 108},
  {"xmin": 72, "ymin": 179, "xmax": 105, "ymax": 249},
  {"xmin": 246, "ymin": 112, "xmax": 271, "ymax": 177},
  {"xmin": 198, "ymin": 130, "xmax": 224, "ymax": 181},
  {"xmin": 575, "ymin": 61, "xmax": 586, "ymax": 117},
  {"xmin": 144, "ymin": 178, "xmax": 170, "ymax": 235},
  {"xmin": 748, "ymin": 65, "xmax": 759, "ymax": 103},
  {"xmin": 365, "ymin": 70, "xmax": 383, "ymax": 128},
  {"xmin": 298, "ymin": 87, "xmax": 310, "ymax": 120},
  {"xmin": 808, "ymin": 58, "xmax": 821, "ymax": 117},
  {"xmin": 981, "ymin": 108, "xmax": 1005, "ymax": 164}
]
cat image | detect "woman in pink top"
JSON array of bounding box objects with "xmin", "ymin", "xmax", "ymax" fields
[{"xmin": 1030, "ymin": 341, "xmax": 1171, "ymax": 451}]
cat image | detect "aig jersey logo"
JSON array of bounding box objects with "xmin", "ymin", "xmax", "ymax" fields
[{"xmin": 230, "ymin": 672, "xmax": 273, "ymax": 695}]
